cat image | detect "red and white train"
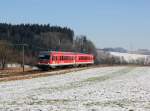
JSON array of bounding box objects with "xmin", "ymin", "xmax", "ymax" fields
[{"xmin": 37, "ymin": 51, "xmax": 94, "ymax": 70}]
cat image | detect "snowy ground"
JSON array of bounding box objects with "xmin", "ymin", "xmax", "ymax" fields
[
  {"xmin": 110, "ymin": 52, "xmax": 150, "ymax": 63},
  {"xmin": 0, "ymin": 66, "xmax": 150, "ymax": 111}
]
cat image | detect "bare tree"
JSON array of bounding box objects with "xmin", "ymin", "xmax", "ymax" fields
[{"xmin": 0, "ymin": 40, "xmax": 12, "ymax": 69}]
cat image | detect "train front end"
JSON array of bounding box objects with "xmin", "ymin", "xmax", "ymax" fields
[{"xmin": 37, "ymin": 51, "xmax": 51, "ymax": 70}]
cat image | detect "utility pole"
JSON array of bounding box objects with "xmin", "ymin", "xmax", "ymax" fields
[
  {"xmin": 58, "ymin": 39, "xmax": 61, "ymax": 51},
  {"xmin": 8, "ymin": 43, "xmax": 28, "ymax": 72},
  {"xmin": 22, "ymin": 45, "xmax": 25, "ymax": 72},
  {"xmin": 21, "ymin": 44, "xmax": 28, "ymax": 72},
  {"xmin": 13, "ymin": 44, "xmax": 28, "ymax": 72}
]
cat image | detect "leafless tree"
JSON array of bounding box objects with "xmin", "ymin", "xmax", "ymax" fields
[{"xmin": 0, "ymin": 40, "xmax": 12, "ymax": 69}]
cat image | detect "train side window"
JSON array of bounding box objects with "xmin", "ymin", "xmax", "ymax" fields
[
  {"xmin": 64, "ymin": 56, "xmax": 66, "ymax": 60},
  {"xmin": 52, "ymin": 56, "xmax": 54, "ymax": 60},
  {"xmin": 55, "ymin": 56, "xmax": 57, "ymax": 60},
  {"xmin": 63, "ymin": 56, "xmax": 65, "ymax": 60}
]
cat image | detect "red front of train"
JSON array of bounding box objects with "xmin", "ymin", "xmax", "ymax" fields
[{"xmin": 37, "ymin": 51, "xmax": 94, "ymax": 69}]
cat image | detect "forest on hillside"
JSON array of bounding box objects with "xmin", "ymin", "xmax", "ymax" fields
[{"xmin": 0, "ymin": 23, "xmax": 97, "ymax": 68}]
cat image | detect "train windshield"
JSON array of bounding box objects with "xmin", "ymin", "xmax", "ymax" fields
[{"xmin": 39, "ymin": 54, "xmax": 50, "ymax": 60}]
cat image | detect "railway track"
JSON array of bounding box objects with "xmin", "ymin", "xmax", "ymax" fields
[{"xmin": 0, "ymin": 65, "xmax": 98, "ymax": 82}]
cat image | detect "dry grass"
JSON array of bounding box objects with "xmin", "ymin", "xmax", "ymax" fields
[
  {"xmin": 0, "ymin": 67, "xmax": 32, "ymax": 73},
  {"xmin": 0, "ymin": 66, "xmax": 93, "ymax": 82}
]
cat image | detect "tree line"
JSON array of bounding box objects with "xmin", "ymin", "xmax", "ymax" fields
[{"xmin": 0, "ymin": 23, "xmax": 97, "ymax": 69}]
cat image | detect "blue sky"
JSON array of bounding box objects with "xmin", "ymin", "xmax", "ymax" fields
[{"xmin": 0, "ymin": 0, "xmax": 150, "ymax": 50}]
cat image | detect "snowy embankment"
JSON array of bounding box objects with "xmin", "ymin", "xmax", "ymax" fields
[
  {"xmin": 0, "ymin": 66, "xmax": 150, "ymax": 111},
  {"xmin": 110, "ymin": 52, "xmax": 150, "ymax": 64}
]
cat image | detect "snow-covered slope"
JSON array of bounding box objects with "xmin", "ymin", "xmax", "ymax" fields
[{"xmin": 110, "ymin": 52, "xmax": 150, "ymax": 63}]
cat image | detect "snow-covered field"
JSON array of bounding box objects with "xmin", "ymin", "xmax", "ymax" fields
[
  {"xmin": 0, "ymin": 66, "xmax": 150, "ymax": 111},
  {"xmin": 110, "ymin": 52, "xmax": 150, "ymax": 63}
]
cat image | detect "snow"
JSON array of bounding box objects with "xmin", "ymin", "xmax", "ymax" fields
[
  {"xmin": 110, "ymin": 52, "xmax": 150, "ymax": 63},
  {"xmin": 0, "ymin": 66, "xmax": 150, "ymax": 111}
]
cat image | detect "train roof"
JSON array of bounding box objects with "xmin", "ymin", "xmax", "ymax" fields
[{"xmin": 39, "ymin": 51, "xmax": 93, "ymax": 55}]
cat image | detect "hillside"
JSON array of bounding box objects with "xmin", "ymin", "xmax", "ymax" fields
[{"xmin": 110, "ymin": 52, "xmax": 150, "ymax": 64}]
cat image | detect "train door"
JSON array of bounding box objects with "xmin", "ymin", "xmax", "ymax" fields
[
  {"xmin": 55, "ymin": 55, "xmax": 58, "ymax": 65},
  {"xmin": 57, "ymin": 55, "xmax": 60, "ymax": 65}
]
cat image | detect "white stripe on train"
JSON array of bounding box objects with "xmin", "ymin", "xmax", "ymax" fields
[{"xmin": 38, "ymin": 61, "xmax": 94, "ymax": 67}]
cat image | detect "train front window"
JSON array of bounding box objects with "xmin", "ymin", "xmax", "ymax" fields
[{"xmin": 39, "ymin": 55, "xmax": 50, "ymax": 60}]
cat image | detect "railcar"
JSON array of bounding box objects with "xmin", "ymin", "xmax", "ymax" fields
[{"xmin": 37, "ymin": 51, "xmax": 94, "ymax": 70}]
